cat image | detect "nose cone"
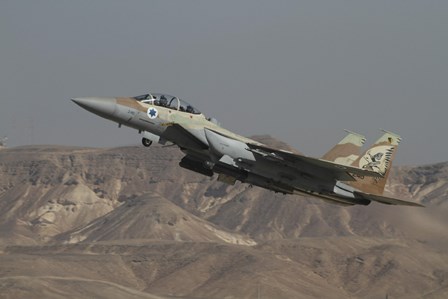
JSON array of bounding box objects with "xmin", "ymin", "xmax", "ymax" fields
[{"xmin": 71, "ymin": 97, "xmax": 117, "ymax": 117}]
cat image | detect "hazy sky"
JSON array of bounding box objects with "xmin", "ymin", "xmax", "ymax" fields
[{"xmin": 1, "ymin": 1, "xmax": 447, "ymax": 165}]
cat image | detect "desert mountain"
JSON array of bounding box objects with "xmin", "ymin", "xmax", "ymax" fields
[
  {"xmin": 55, "ymin": 193, "xmax": 255, "ymax": 245},
  {"xmin": 0, "ymin": 139, "xmax": 447, "ymax": 298}
]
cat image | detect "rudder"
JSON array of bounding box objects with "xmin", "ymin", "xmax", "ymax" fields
[
  {"xmin": 322, "ymin": 130, "xmax": 366, "ymax": 165},
  {"xmin": 347, "ymin": 130, "xmax": 401, "ymax": 195}
]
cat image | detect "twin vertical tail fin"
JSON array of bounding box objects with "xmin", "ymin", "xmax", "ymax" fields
[
  {"xmin": 322, "ymin": 130, "xmax": 366, "ymax": 165},
  {"xmin": 347, "ymin": 130, "xmax": 401, "ymax": 195}
]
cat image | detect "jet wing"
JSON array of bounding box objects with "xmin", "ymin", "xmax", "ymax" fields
[
  {"xmin": 161, "ymin": 124, "xmax": 208, "ymax": 150},
  {"xmin": 354, "ymin": 191, "xmax": 424, "ymax": 207},
  {"xmin": 246, "ymin": 143, "xmax": 383, "ymax": 181}
]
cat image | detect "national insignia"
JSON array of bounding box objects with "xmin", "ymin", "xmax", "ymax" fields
[{"xmin": 147, "ymin": 107, "xmax": 158, "ymax": 119}]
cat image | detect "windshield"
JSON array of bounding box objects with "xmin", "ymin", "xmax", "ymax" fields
[{"xmin": 133, "ymin": 93, "xmax": 201, "ymax": 115}]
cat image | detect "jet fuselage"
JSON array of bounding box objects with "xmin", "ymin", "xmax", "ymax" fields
[{"xmin": 71, "ymin": 93, "xmax": 422, "ymax": 207}]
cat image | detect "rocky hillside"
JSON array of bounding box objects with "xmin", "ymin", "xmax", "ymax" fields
[{"xmin": 0, "ymin": 141, "xmax": 447, "ymax": 298}]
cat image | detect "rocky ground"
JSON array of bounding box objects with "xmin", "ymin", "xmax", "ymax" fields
[{"xmin": 0, "ymin": 140, "xmax": 447, "ymax": 298}]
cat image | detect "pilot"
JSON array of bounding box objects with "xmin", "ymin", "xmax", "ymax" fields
[
  {"xmin": 186, "ymin": 105, "xmax": 194, "ymax": 113},
  {"xmin": 160, "ymin": 95, "xmax": 168, "ymax": 107}
]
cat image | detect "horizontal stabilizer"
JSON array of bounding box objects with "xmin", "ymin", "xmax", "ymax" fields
[{"xmin": 354, "ymin": 191, "xmax": 424, "ymax": 207}]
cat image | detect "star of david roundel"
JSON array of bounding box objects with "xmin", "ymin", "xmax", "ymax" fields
[{"xmin": 147, "ymin": 107, "xmax": 158, "ymax": 119}]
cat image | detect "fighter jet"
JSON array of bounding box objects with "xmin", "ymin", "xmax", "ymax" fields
[{"xmin": 72, "ymin": 93, "xmax": 422, "ymax": 207}]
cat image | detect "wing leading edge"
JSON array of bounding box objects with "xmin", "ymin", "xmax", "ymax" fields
[{"xmin": 246, "ymin": 143, "xmax": 383, "ymax": 181}]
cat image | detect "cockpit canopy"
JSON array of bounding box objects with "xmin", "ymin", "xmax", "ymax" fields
[{"xmin": 134, "ymin": 93, "xmax": 201, "ymax": 115}]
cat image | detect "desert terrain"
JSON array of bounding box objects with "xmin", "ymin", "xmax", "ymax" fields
[{"xmin": 0, "ymin": 138, "xmax": 447, "ymax": 298}]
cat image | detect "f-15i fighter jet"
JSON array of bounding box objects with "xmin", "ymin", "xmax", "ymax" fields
[{"xmin": 72, "ymin": 93, "xmax": 422, "ymax": 207}]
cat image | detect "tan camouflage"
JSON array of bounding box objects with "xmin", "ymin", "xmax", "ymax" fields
[
  {"xmin": 347, "ymin": 130, "xmax": 401, "ymax": 195},
  {"xmin": 322, "ymin": 130, "xmax": 366, "ymax": 165}
]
